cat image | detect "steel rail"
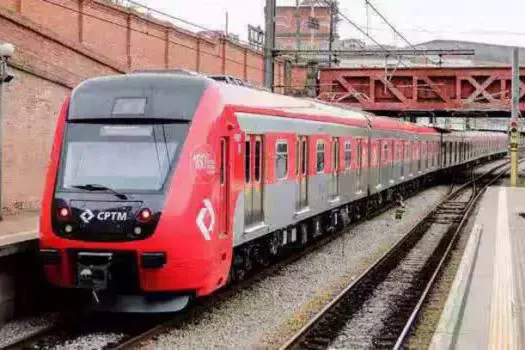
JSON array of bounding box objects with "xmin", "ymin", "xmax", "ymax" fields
[
  {"xmin": 109, "ymin": 162, "xmax": 502, "ymax": 350},
  {"xmin": 392, "ymin": 159, "xmax": 523, "ymax": 349},
  {"xmin": 3, "ymin": 160, "xmax": 507, "ymax": 350},
  {"xmin": 110, "ymin": 170, "xmax": 440, "ymax": 350},
  {"xmin": 3, "ymin": 183, "xmax": 426, "ymax": 350},
  {"xmin": 279, "ymin": 159, "xmax": 513, "ymax": 350}
]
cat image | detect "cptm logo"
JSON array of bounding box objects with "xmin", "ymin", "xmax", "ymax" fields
[
  {"xmin": 196, "ymin": 199, "xmax": 215, "ymax": 241},
  {"xmin": 80, "ymin": 209, "xmax": 128, "ymax": 224}
]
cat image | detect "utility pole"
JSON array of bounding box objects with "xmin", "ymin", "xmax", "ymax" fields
[
  {"xmin": 264, "ymin": 0, "xmax": 276, "ymax": 91},
  {"xmin": 510, "ymin": 47, "xmax": 520, "ymax": 186},
  {"xmin": 225, "ymin": 11, "xmax": 229, "ymax": 35},
  {"xmin": 328, "ymin": 1, "xmax": 334, "ymax": 67},
  {"xmin": 0, "ymin": 43, "xmax": 15, "ymax": 221},
  {"xmin": 295, "ymin": 0, "xmax": 300, "ymax": 63}
]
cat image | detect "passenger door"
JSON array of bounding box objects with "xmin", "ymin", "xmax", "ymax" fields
[
  {"xmin": 296, "ymin": 136, "xmax": 308, "ymax": 210},
  {"xmin": 219, "ymin": 138, "xmax": 229, "ymax": 236},
  {"xmin": 244, "ymin": 135, "xmax": 264, "ymax": 228},
  {"xmin": 252, "ymin": 136, "xmax": 264, "ymax": 224},
  {"xmin": 357, "ymin": 139, "xmax": 363, "ymax": 193},
  {"xmin": 331, "ymin": 137, "xmax": 340, "ymax": 199}
]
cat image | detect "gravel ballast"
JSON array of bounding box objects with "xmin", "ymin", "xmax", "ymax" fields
[
  {"xmin": 140, "ymin": 185, "xmax": 450, "ymax": 350},
  {"xmin": 0, "ymin": 162, "xmax": 506, "ymax": 350},
  {"xmin": 0, "ymin": 312, "xmax": 57, "ymax": 348}
]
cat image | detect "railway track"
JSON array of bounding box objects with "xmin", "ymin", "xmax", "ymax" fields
[
  {"xmin": 1, "ymin": 178, "xmax": 431, "ymax": 350},
  {"xmin": 1, "ymin": 160, "xmax": 507, "ymax": 350},
  {"xmin": 278, "ymin": 160, "xmax": 514, "ymax": 350}
]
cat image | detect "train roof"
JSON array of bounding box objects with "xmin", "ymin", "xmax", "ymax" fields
[
  {"xmin": 71, "ymin": 72, "xmax": 439, "ymax": 135},
  {"xmin": 218, "ymin": 82, "xmax": 439, "ymax": 135}
]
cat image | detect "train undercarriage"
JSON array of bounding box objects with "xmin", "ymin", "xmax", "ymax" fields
[{"xmin": 228, "ymin": 153, "xmax": 505, "ymax": 283}]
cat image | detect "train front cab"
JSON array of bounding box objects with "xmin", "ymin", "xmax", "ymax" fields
[{"xmin": 39, "ymin": 74, "xmax": 234, "ymax": 312}]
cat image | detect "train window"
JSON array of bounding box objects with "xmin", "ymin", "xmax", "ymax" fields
[
  {"xmin": 357, "ymin": 140, "xmax": 362, "ymax": 168},
  {"xmin": 333, "ymin": 138, "xmax": 339, "ymax": 171},
  {"xmin": 407, "ymin": 142, "xmax": 412, "ymax": 173},
  {"xmin": 400, "ymin": 142, "xmax": 405, "ymax": 177},
  {"xmin": 276, "ymin": 141, "xmax": 288, "ymax": 179},
  {"xmin": 431, "ymin": 142, "xmax": 435, "ymax": 168},
  {"xmin": 424, "ymin": 142, "xmax": 428, "ymax": 169},
  {"xmin": 245, "ymin": 140, "xmax": 251, "ymax": 183},
  {"xmin": 63, "ymin": 123, "xmax": 192, "ymax": 191},
  {"xmin": 301, "ymin": 139, "xmax": 307, "ymax": 175},
  {"xmin": 417, "ymin": 142, "xmax": 422, "ymax": 171},
  {"xmin": 296, "ymin": 139, "xmax": 300, "ymax": 176},
  {"xmin": 429, "ymin": 142, "xmax": 432, "ymax": 168},
  {"xmin": 220, "ymin": 139, "xmax": 226, "ymax": 185},
  {"xmin": 255, "ymin": 140, "xmax": 262, "ymax": 182},
  {"xmin": 392, "ymin": 140, "xmax": 395, "ymax": 163},
  {"xmin": 376, "ymin": 142, "xmax": 381, "ymax": 167},
  {"xmin": 344, "ymin": 141, "xmax": 352, "ymax": 169},
  {"xmin": 316, "ymin": 141, "xmax": 325, "ymax": 173}
]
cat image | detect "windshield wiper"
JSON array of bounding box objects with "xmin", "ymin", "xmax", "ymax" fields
[{"xmin": 71, "ymin": 184, "xmax": 128, "ymax": 200}]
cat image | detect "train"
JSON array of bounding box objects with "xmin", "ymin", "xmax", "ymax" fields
[{"xmin": 38, "ymin": 72, "xmax": 509, "ymax": 312}]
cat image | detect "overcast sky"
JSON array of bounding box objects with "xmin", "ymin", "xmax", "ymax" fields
[{"xmin": 140, "ymin": 0, "xmax": 525, "ymax": 47}]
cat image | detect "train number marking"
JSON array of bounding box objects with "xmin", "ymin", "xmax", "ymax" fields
[{"xmin": 196, "ymin": 199, "xmax": 215, "ymax": 241}]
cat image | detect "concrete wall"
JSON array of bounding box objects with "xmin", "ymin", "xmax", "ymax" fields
[
  {"xmin": 0, "ymin": 243, "xmax": 42, "ymax": 325},
  {"xmin": 0, "ymin": 1, "xmax": 285, "ymax": 213}
]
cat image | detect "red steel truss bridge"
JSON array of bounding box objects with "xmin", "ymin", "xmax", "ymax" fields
[{"xmin": 318, "ymin": 67, "xmax": 525, "ymax": 118}]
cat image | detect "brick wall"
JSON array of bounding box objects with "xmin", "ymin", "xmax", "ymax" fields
[
  {"xmin": 3, "ymin": 68, "xmax": 69, "ymax": 213},
  {"xmin": 0, "ymin": 0, "xmax": 285, "ymax": 213},
  {"xmin": 11, "ymin": 0, "xmax": 281, "ymax": 86}
]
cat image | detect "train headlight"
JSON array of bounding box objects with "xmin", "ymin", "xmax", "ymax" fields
[
  {"xmin": 133, "ymin": 226, "xmax": 142, "ymax": 236},
  {"xmin": 137, "ymin": 208, "xmax": 153, "ymax": 223},
  {"xmin": 57, "ymin": 207, "xmax": 71, "ymax": 220}
]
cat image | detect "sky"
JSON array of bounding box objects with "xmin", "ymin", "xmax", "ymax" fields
[{"xmin": 139, "ymin": 0, "xmax": 525, "ymax": 48}]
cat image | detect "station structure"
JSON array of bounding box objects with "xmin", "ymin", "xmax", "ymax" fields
[{"xmin": 431, "ymin": 186, "xmax": 525, "ymax": 349}]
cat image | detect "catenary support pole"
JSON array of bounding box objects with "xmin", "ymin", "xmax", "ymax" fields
[
  {"xmin": 264, "ymin": 0, "xmax": 276, "ymax": 91},
  {"xmin": 511, "ymin": 47, "xmax": 520, "ymax": 186},
  {"xmin": 295, "ymin": 0, "xmax": 300, "ymax": 63},
  {"xmin": 328, "ymin": 1, "xmax": 334, "ymax": 67}
]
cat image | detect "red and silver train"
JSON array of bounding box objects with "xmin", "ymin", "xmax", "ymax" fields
[{"xmin": 39, "ymin": 72, "xmax": 508, "ymax": 312}]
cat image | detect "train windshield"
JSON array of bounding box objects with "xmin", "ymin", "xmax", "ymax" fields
[{"xmin": 58, "ymin": 123, "xmax": 189, "ymax": 192}]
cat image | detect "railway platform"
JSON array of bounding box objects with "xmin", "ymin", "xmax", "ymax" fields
[
  {"xmin": 0, "ymin": 211, "xmax": 38, "ymax": 256},
  {"xmin": 430, "ymin": 186, "xmax": 525, "ymax": 350},
  {"xmin": 0, "ymin": 211, "xmax": 40, "ymax": 325}
]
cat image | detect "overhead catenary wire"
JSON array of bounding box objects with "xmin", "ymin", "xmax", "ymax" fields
[
  {"xmin": 125, "ymin": 0, "xmax": 255, "ymax": 48},
  {"xmin": 40, "ymin": 0, "xmax": 268, "ymax": 74},
  {"xmin": 319, "ymin": 0, "xmax": 409, "ymax": 68},
  {"xmin": 364, "ymin": 0, "xmax": 440, "ymax": 65}
]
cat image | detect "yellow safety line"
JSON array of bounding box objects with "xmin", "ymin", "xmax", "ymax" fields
[{"xmin": 488, "ymin": 187, "xmax": 518, "ymax": 350}]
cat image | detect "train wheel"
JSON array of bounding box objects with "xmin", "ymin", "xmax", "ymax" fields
[
  {"xmin": 313, "ymin": 217, "xmax": 322, "ymax": 238},
  {"xmin": 252, "ymin": 244, "xmax": 270, "ymax": 267},
  {"xmin": 269, "ymin": 233, "xmax": 281, "ymax": 256},
  {"xmin": 300, "ymin": 223, "xmax": 308, "ymax": 245}
]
